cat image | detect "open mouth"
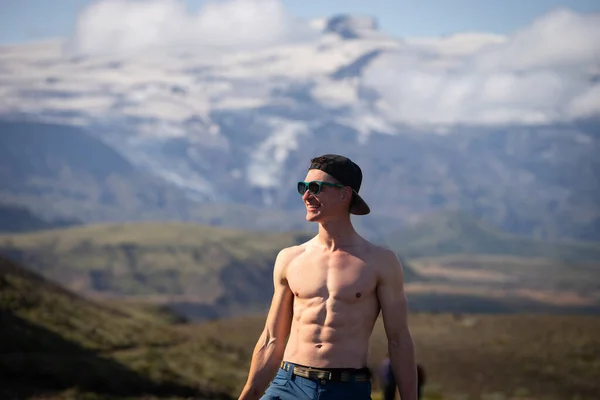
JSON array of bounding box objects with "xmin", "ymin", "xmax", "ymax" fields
[{"xmin": 306, "ymin": 203, "xmax": 320, "ymax": 211}]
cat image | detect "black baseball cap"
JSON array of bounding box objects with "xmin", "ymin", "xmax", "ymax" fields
[{"xmin": 308, "ymin": 154, "xmax": 371, "ymax": 215}]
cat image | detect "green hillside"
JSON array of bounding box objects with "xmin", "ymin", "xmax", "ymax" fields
[
  {"xmin": 2, "ymin": 253, "xmax": 600, "ymax": 399},
  {"xmin": 0, "ymin": 221, "xmax": 311, "ymax": 319},
  {"xmin": 386, "ymin": 210, "xmax": 600, "ymax": 261},
  {"xmin": 0, "ymin": 256, "xmax": 232, "ymax": 399}
]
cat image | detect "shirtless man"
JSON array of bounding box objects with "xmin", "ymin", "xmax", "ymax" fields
[{"xmin": 238, "ymin": 154, "xmax": 417, "ymax": 400}]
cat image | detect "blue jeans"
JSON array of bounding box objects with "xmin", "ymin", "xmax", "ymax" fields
[{"xmin": 260, "ymin": 362, "xmax": 372, "ymax": 400}]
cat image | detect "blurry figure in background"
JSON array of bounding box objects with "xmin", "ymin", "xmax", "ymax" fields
[
  {"xmin": 379, "ymin": 356, "xmax": 397, "ymax": 400},
  {"xmin": 380, "ymin": 356, "xmax": 426, "ymax": 400}
]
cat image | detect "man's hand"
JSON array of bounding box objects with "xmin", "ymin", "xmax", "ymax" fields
[
  {"xmin": 238, "ymin": 248, "xmax": 296, "ymax": 400},
  {"xmin": 377, "ymin": 250, "xmax": 418, "ymax": 400}
]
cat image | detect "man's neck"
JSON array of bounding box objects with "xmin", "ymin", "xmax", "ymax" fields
[{"xmin": 316, "ymin": 216, "xmax": 360, "ymax": 251}]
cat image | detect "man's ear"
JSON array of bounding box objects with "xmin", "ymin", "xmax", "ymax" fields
[{"xmin": 343, "ymin": 187, "xmax": 352, "ymax": 200}]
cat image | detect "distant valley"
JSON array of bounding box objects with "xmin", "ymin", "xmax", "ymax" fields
[
  {"xmin": 1, "ymin": 211, "xmax": 599, "ymax": 322},
  {"xmin": 1, "ymin": 10, "xmax": 599, "ymax": 322}
]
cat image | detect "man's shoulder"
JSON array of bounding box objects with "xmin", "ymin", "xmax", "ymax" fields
[
  {"xmin": 365, "ymin": 241, "xmax": 401, "ymax": 264},
  {"xmin": 365, "ymin": 243, "xmax": 404, "ymax": 278},
  {"xmin": 272, "ymin": 245, "xmax": 306, "ymax": 280},
  {"xmin": 275, "ymin": 242, "xmax": 309, "ymax": 265}
]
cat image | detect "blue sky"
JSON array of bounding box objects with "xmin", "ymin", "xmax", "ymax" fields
[{"xmin": 1, "ymin": 0, "xmax": 599, "ymax": 44}]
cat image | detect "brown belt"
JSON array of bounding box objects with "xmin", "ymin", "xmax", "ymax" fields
[{"xmin": 280, "ymin": 361, "xmax": 371, "ymax": 382}]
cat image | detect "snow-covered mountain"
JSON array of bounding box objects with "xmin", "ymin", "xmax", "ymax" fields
[{"xmin": 1, "ymin": 6, "xmax": 599, "ymax": 241}]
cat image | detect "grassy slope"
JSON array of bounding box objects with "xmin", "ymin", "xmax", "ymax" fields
[
  {"xmin": 0, "ymin": 256, "xmax": 236, "ymax": 399},
  {"xmin": 3, "ymin": 256, "xmax": 600, "ymax": 400},
  {"xmin": 191, "ymin": 312, "xmax": 600, "ymax": 400}
]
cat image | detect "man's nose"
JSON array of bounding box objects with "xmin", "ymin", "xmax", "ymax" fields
[{"xmin": 302, "ymin": 190, "xmax": 311, "ymax": 201}]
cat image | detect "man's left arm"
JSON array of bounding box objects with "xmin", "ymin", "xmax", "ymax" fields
[{"xmin": 376, "ymin": 249, "xmax": 418, "ymax": 400}]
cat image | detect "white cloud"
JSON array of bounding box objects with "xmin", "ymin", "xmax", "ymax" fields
[
  {"xmin": 405, "ymin": 33, "xmax": 506, "ymax": 58},
  {"xmin": 4, "ymin": 4, "xmax": 598, "ymax": 129},
  {"xmin": 66, "ymin": 0, "xmax": 318, "ymax": 56},
  {"xmin": 567, "ymin": 84, "xmax": 600, "ymax": 119},
  {"xmin": 310, "ymin": 77, "xmax": 359, "ymax": 107},
  {"xmin": 362, "ymin": 8, "xmax": 600, "ymax": 127},
  {"xmin": 474, "ymin": 8, "xmax": 600, "ymax": 71}
]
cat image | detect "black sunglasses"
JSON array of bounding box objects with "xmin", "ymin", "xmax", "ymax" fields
[{"xmin": 297, "ymin": 180, "xmax": 345, "ymax": 195}]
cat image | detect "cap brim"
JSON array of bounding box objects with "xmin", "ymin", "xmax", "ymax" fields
[{"xmin": 350, "ymin": 190, "xmax": 370, "ymax": 215}]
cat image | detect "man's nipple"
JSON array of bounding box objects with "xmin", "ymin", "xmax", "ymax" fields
[{"xmin": 356, "ymin": 292, "xmax": 361, "ymax": 298}]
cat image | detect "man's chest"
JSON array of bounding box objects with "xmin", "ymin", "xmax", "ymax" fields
[{"xmin": 286, "ymin": 251, "xmax": 377, "ymax": 301}]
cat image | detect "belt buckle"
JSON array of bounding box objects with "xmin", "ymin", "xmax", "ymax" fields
[
  {"xmin": 286, "ymin": 363, "xmax": 367, "ymax": 382},
  {"xmin": 299, "ymin": 366, "xmax": 330, "ymax": 381},
  {"xmin": 314, "ymin": 369, "xmax": 330, "ymax": 380}
]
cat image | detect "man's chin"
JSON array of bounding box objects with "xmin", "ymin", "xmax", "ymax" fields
[{"xmin": 305, "ymin": 210, "xmax": 321, "ymax": 222}]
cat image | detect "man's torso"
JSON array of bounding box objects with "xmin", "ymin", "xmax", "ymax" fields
[{"xmin": 281, "ymin": 238, "xmax": 384, "ymax": 369}]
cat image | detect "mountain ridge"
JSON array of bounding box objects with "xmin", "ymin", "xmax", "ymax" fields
[
  {"xmin": 1, "ymin": 9, "xmax": 599, "ymax": 241},
  {"xmin": 0, "ymin": 203, "xmax": 80, "ymax": 233}
]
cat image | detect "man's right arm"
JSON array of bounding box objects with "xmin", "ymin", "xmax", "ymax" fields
[
  {"xmin": 377, "ymin": 249, "xmax": 417, "ymax": 400},
  {"xmin": 238, "ymin": 248, "xmax": 295, "ymax": 400}
]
